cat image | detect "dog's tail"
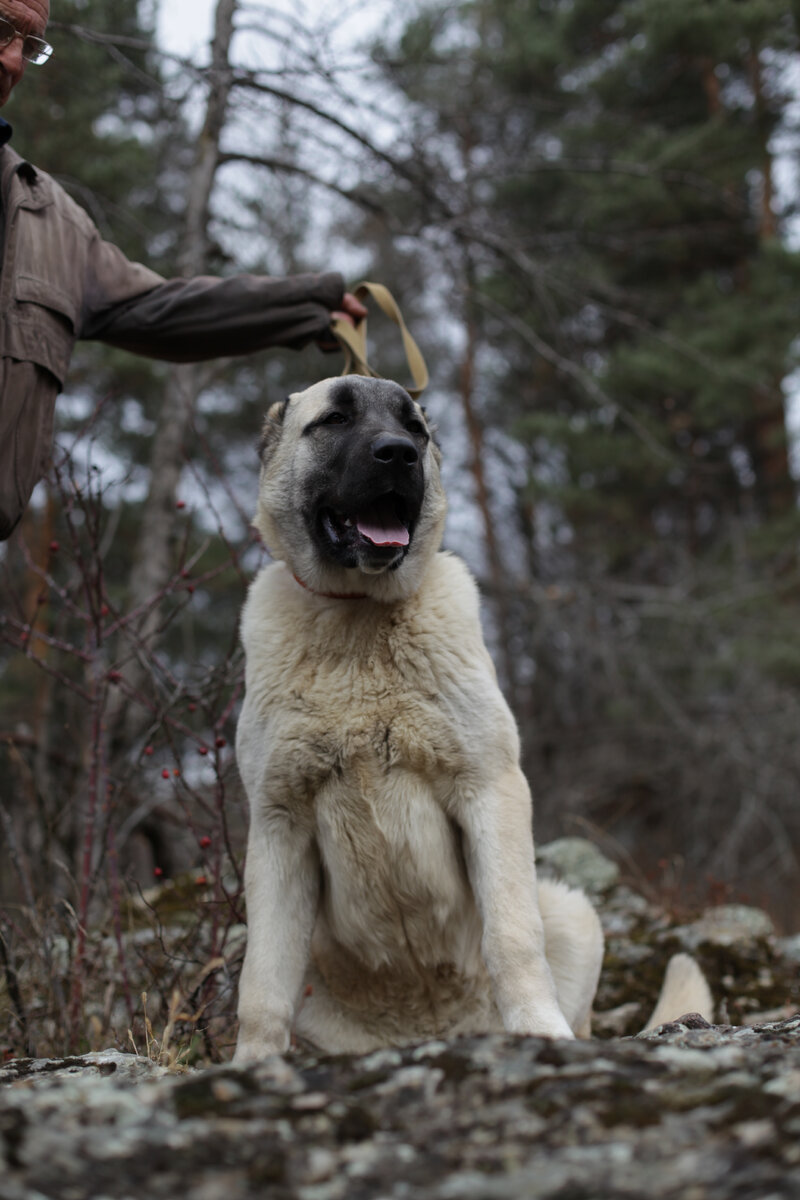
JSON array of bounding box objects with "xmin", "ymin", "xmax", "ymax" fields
[{"xmin": 641, "ymin": 952, "xmax": 714, "ymax": 1031}]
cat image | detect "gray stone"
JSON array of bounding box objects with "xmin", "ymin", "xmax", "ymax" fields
[
  {"xmin": 0, "ymin": 1049, "xmax": 170, "ymax": 1087},
  {"xmin": 669, "ymin": 904, "xmax": 776, "ymax": 951},
  {"xmin": 536, "ymin": 837, "xmax": 620, "ymax": 893},
  {"xmin": 779, "ymin": 933, "xmax": 800, "ymax": 963}
]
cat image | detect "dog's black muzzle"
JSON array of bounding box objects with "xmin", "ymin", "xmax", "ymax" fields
[
  {"xmin": 371, "ymin": 432, "xmax": 419, "ymax": 468},
  {"xmin": 310, "ymin": 426, "xmax": 426, "ymax": 573}
]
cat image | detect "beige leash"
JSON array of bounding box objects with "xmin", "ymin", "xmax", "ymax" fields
[{"xmin": 330, "ymin": 281, "xmax": 429, "ymax": 400}]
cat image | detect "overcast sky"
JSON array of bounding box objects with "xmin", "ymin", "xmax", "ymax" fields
[
  {"xmin": 157, "ymin": 0, "xmax": 215, "ymax": 60},
  {"xmin": 155, "ymin": 0, "xmax": 386, "ymax": 65}
]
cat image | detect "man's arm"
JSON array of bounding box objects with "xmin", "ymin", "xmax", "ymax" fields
[
  {"xmin": 78, "ymin": 229, "xmax": 350, "ymax": 362},
  {"xmin": 81, "ymin": 254, "xmax": 347, "ymax": 357}
]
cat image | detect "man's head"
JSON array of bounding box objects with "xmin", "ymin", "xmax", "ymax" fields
[{"xmin": 0, "ymin": 0, "xmax": 50, "ymax": 107}]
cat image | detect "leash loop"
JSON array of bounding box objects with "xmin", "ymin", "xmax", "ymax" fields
[{"xmin": 330, "ymin": 281, "xmax": 429, "ymax": 400}]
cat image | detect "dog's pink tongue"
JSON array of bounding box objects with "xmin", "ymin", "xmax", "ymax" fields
[{"xmin": 356, "ymin": 515, "xmax": 410, "ymax": 547}]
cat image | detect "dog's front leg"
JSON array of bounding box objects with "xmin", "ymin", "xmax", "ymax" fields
[
  {"xmin": 458, "ymin": 768, "xmax": 574, "ymax": 1040},
  {"xmin": 234, "ymin": 816, "xmax": 319, "ymax": 1062}
]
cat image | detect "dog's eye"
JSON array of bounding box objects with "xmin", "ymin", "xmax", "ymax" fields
[
  {"xmin": 406, "ymin": 419, "xmax": 427, "ymax": 437},
  {"xmin": 320, "ymin": 411, "xmax": 348, "ymax": 426}
]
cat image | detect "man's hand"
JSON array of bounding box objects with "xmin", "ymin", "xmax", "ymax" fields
[
  {"xmin": 331, "ymin": 291, "xmax": 368, "ymax": 328},
  {"xmin": 317, "ymin": 291, "xmax": 368, "ymax": 351}
]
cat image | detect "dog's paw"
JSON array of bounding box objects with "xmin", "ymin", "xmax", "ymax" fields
[
  {"xmin": 233, "ymin": 1019, "xmax": 292, "ymax": 1063},
  {"xmin": 504, "ymin": 1004, "xmax": 575, "ymax": 1040},
  {"xmin": 233, "ymin": 1038, "xmax": 289, "ymax": 1064},
  {"xmin": 235, "ymin": 1005, "xmax": 294, "ymax": 1063}
]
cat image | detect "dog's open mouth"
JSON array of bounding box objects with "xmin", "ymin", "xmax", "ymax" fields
[
  {"xmin": 314, "ymin": 491, "xmax": 417, "ymax": 571},
  {"xmin": 320, "ymin": 494, "xmax": 412, "ymax": 551}
]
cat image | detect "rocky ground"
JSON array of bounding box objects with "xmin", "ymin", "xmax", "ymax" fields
[{"xmin": 1, "ymin": 839, "xmax": 799, "ymax": 1200}]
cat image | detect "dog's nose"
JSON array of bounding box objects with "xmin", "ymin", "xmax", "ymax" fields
[{"xmin": 371, "ymin": 433, "xmax": 419, "ymax": 466}]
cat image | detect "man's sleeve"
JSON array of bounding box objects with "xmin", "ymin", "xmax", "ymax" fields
[{"xmin": 79, "ymin": 233, "xmax": 345, "ymax": 362}]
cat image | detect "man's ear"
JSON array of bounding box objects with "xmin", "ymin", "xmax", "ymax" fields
[{"xmin": 258, "ymin": 398, "xmax": 290, "ymax": 462}]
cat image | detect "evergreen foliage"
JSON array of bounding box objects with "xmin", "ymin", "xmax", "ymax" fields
[{"xmin": 366, "ymin": 0, "xmax": 800, "ymax": 915}]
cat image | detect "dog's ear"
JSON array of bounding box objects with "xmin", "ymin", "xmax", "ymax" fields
[{"xmin": 258, "ymin": 398, "xmax": 290, "ymax": 463}]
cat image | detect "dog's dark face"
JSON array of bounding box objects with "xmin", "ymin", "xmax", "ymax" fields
[
  {"xmin": 301, "ymin": 377, "xmax": 428, "ymax": 574},
  {"xmin": 255, "ymin": 377, "xmax": 446, "ymax": 602}
]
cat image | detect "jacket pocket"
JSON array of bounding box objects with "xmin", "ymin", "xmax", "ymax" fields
[{"xmin": 5, "ymin": 274, "xmax": 77, "ymax": 387}]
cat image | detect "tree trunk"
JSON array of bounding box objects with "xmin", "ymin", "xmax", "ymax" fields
[
  {"xmin": 116, "ymin": 0, "xmax": 239, "ymax": 738},
  {"xmin": 458, "ymin": 271, "xmax": 519, "ymax": 706},
  {"xmin": 746, "ymin": 48, "xmax": 793, "ymax": 514}
]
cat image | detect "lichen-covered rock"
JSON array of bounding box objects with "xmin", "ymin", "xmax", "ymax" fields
[
  {"xmin": 778, "ymin": 933, "xmax": 800, "ymax": 964},
  {"xmin": 2, "ymin": 843, "xmax": 798, "ymax": 1199},
  {"xmin": 544, "ymin": 838, "xmax": 800, "ymax": 1034},
  {"xmin": 536, "ymin": 837, "xmax": 621, "ymax": 894},
  {"xmin": 0, "ymin": 1049, "xmax": 170, "ymax": 1087},
  {"xmin": 669, "ymin": 904, "xmax": 777, "ymax": 950},
  {"xmin": 2, "ymin": 1021, "xmax": 800, "ymax": 1199}
]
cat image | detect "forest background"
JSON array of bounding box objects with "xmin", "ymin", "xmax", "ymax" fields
[{"xmin": 1, "ymin": 0, "xmax": 799, "ymax": 1061}]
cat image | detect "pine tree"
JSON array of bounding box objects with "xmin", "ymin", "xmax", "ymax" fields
[{"xmin": 366, "ymin": 0, "xmax": 800, "ymax": 915}]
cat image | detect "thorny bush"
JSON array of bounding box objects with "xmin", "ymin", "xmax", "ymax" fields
[{"xmin": 0, "ymin": 411, "xmax": 264, "ymax": 1064}]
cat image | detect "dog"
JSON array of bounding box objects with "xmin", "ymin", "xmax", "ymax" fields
[{"xmin": 233, "ymin": 376, "xmax": 709, "ymax": 1061}]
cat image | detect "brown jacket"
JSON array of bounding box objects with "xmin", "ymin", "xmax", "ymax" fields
[{"xmin": 0, "ymin": 145, "xmax": 344, "ymax": 539}]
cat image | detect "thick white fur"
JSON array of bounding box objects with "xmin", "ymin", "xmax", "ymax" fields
[{"xmin": 233, "ymin": 378, "xmax": 696, "ymax": 1062}]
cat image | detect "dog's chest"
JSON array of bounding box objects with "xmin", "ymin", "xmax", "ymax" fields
[
  {"xmin": 246, "ymin": 608, "xmax": 481, "ymax": 964},
  {"xmin": 257, "ymin": 609, "xmax": 476, "ymax": 801}
]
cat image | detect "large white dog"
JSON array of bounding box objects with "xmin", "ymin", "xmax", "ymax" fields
[{"xmin": 234, "ymin": 376, "xmax": 709, "ymax": 1061}]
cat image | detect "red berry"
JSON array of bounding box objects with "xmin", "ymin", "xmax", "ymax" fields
[
  {"xmin": 108, "ymin": 670, "xmax": 121, "ymax": 683},
  {"xmin": 176, "ymin": 500, "xmax": 186, "ymax": 510},
  {"xmin": 173, "ymin": 768, "xmax": 180, "ymax": 778},
  {"xmin": 49, "ymin": 541, "xmax": 59, "ymax": 553},
  {"xmin": 161, "ymin": 768, "xmax": 170, "ymax": 779},
  {"xmin": 198, "ymin": 746, "xmax": 208, "ymax": 756},
  {"xmin": 188, "ymin": 703, "xmax": 197, "ymax": 713},
  {"xmin": 195, "ymin": 875, "xmax": 208, "ymax": 887},
  {"xmin": 187, "ymin": 585, "xmax": 195, "ymax": 594},
  {"xmin": 101, "ymin": 605, "xmax": 110, "ymax": 617},
  {"xmin": 144, "ymin": 745, "xmax": 154, "ymax": 757},
  {"xmin": 215, "ymin": 737, "xmax": 227, "ymax": 749},
  {"xmin": 154, "ymin": 867, "xmax": 163, "ymax": 878},
  {"xmin": 200, "ymin": 836, "xmax": 211, "ymax": 849}
]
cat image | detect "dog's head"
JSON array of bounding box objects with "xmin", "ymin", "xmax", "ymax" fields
[{"xmin": 254, "ymin": 376, "xmax": 446, "ymax": 602}]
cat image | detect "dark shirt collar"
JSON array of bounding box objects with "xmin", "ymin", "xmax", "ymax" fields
[{"xmin": 0, "ymin": 118, "xmax": 11, "ymax": 147}]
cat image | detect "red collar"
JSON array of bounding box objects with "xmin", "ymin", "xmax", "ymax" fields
[{"xmin": 292, "ymin": 573, "xmax": 369, "ymax": 601}]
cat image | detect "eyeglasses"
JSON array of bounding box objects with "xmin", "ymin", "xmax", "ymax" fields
[{"xmin": 0, "ymin": 15, "xmax": 53, "ymax": 65}]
